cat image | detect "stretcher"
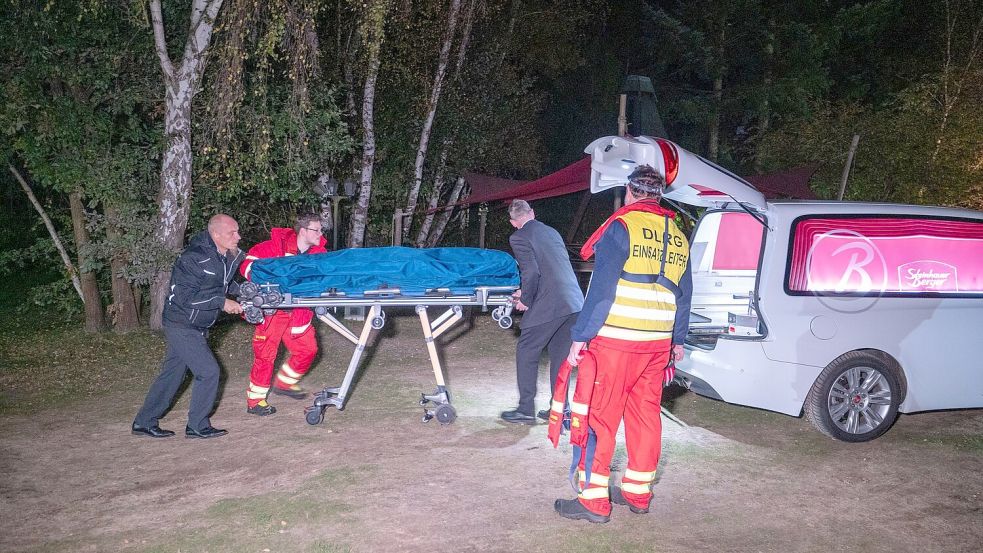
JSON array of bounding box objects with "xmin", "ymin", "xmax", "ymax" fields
[{"xmin": 238, "ymin": 247, "xmax": 519, "ymax": 426}]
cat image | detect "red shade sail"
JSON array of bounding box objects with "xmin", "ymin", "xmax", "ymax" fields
[{"xmin": 444, "ymin": 157, "xmax": 817, "ymax": 211}]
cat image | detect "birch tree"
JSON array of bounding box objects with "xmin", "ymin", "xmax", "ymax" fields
[
  {"xmin": 402, "ymin": 0, "xmax": 462, "ymax": 243},
  {"xmin": 348, "ymin": 0, "xmax": 390, "ymax": 248},
  {"xmin": 931, "ymin": 0, "xmax": 983, "ymax": 162},
  {"xmin": 147, "ymin": 0, "xmax": 226, "ymax": 329}
]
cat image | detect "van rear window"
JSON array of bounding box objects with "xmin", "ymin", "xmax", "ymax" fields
[{"xmin": 787, "ymin": 216, "xmax": 983, "ymax": 295}]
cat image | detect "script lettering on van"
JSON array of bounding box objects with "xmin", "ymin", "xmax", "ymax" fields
[
  {"xmin": 899, "ymin": 261, "xmax": 957, "ymax": 291},
  {"xmin": 803, "ymin": 231, "xmax": 979, "ymax": 293}
]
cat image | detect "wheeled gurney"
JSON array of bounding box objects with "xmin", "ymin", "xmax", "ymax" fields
[{"xmin": 238, "ymin": 247, "xmax": 519, "ymax": 426}]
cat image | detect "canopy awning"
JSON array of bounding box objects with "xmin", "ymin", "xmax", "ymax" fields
[{"xmin": 453, "ymin": 157, "xmax": 817, "ymax": 209}]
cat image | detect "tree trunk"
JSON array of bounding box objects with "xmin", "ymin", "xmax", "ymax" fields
[
  {"xmin": 147, "ymin": 0, "xmax": 225, "ymax": 329},
  {"xmin": 68, "ymin": 192, "xmax": 106, "ymax": 332},
  {"xmin": 931, "ymin": 0, "xmax": 983, "ymax": 162},
  {"xmin": 413, "ymin": 138, "xmax": 453, "ymax": 247},
  {"xmin": 348, "ymin": 0, "xmax": 388, "ymax": 248},
  {"xmin": 754, "ymin": 18, "xmax": 774, "ymax": 174},
  {"xmin": 104, "ymin": 206, "xmax": 141, "ymax": 332},
  {"xmin": 149, "ymin": 95, "xmax": 194, "ymax": 329},
  {"xmin": 708, "ymin": 23, "xmax": 725, "ymax": 162},
  {"xmin": 454, "ymin": 0, "xmax": 476, "ymax": 75},
  {"xmin": 403, "ymin": 0, "xmax": 462, "ymax": 242},
  {"xmin": 426, "ymin": 176, "xmax": 467, "ymax": 247},
  {"xmin": 497, "ymin": 0, "xmax": 522, "ymax": 68}
]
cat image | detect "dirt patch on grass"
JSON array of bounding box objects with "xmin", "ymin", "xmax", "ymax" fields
[{"xmin": 1, "ymin": 313, "xmax": 981, "ymax": 552}]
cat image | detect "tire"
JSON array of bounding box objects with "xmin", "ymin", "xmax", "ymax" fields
[
  {"xmin": 435, "ymin": 404, "xmax": 457, "ymax": 424},
  {"xmin": 805, "ymin": 351, "xmax": 903, "ymax": 442}
]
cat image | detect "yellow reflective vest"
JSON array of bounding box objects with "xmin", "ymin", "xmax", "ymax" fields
[{"xmin": 597, "ymin": 211, "xmax": 690, "ymax": 342}]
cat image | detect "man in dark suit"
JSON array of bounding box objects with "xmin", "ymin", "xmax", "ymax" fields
[{"xmin": 501, "ymin": 200, "xmax": 584, "ymax": 425}]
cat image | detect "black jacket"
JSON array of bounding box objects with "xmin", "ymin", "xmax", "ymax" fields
[
  {"xmin": 509, "ymin": 219, "xmax": 584, "ymax": 329},
  {"xmin": 162, "ymin": 231, "xmax": 244, "ymax": 329}
]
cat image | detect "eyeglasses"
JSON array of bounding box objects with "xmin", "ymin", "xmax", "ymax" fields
[{"xmin": 303, "ymin": 227, "xmax": 324, "ymax": 235}]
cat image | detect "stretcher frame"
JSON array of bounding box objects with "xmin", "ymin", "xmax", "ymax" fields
[{"xmin": 239, "ymin": 284, "xmax": 517, "ymax": 426}]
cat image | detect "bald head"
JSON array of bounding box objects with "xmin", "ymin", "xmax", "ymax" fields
[{"xmin": 208, "ymin": 214, "xmax": 240, "ymax": 255}]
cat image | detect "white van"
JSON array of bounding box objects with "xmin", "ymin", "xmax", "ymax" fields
[{"xmin": 586, "ymin": 135, "xmax": 983, "ymax": 441}]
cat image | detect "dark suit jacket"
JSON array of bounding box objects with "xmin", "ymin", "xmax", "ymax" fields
[{"xmin": 509, "ymin": 219, "xmax": 584, "ymax": 329}]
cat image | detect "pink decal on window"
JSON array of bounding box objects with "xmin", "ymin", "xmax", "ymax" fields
[{"xmin": 789, "ymin": 217, "xmax": 983, "ymax": 294}]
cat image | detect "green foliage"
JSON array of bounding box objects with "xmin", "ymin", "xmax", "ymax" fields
[{"xmin": 1, "ymin": 0, "xmax": 165, "ymax": 313}]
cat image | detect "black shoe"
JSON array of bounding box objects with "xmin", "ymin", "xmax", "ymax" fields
[
  {"xmin": 500, "ymin": 409, "xmax": 536, "ymax": 425},
  {"xmin": 271, "ymin": 386, "xmax": 307, "ymax": 400},
  {"xmin": 537, "ymin": 409, "xmax": 549, "ymax": 421},
  {"xmin": 246, "ymin": 402, "xmax": 277, "ymax": 416},
  {"xmin": 185, "ymin": 426, "xmax": 228, "ymax": 439},
  {"xmin": 609, "ymin": 485, "xmax": 650, "ymax": 514},
  {"xmin": 131, "ymin": 423, "xmax": 175, "ymax": 438},
  {"xmin": 553, "ymin": 498, "xmax": 610, "ymax": 523}
]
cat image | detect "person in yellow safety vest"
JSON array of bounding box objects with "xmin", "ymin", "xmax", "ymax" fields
[{"xmin": 553, "ymin": 164, "xmax": 692, "ymax": 523}]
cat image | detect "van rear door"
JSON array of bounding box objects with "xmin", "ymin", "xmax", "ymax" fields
[
  {"xmin": 687, "ymin": 210, "xmax": 765, "ymax": 346},
  {"xmin": 585, "ymin": 135, "xmax": 767, "ymax": 210}
]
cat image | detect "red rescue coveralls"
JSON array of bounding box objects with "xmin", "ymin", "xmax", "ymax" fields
[
  {"xmin": 560, "ymin": 200, "xmax": 691, "ymax": 516},
  {"xmin": 240, "ymin": 228, "xmax": 328, "ymax": 408}
]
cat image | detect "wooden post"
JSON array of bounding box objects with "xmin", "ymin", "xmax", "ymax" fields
[
  {"xmin": 393, "ymin": 208, "xmax": 403, "ymax": 246},
  {"xmin": 614, "ymin": 94, "xmax": 627, "ymax": 210},
  {"xmin": 331, "ymin": 196, "xmax": 342, "ymax": 250},
  {"xmin": 837, "ymin": 134, "xmax": 861, "ymax": 201},
  {"xmin": 618, "ymin": 94, "xmax": 628, "ymax": 137},
  {"xmin": 478, "ymin": 203, "xmax": 488, "ymax": 248}
]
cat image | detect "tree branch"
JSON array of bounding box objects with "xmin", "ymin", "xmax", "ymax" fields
[
  {"xmin": 189, "ymin": 0, "xmax": 207, "ymax": 32},
  {"xmin": 8, "ymin": 164, "xmax": 84, "ymax": 301},
  {"xmin": 149, "ymin": 0, "xmax": 175, "ymax": 80}
]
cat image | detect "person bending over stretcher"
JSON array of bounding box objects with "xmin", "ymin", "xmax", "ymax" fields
[{"xmin": 239, "ymin": 213, "xmax": 328, "ymax": 416}]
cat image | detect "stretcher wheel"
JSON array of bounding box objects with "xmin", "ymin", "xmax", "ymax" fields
[
  {"xmin": 498, "ymin": 315, "xmax": 513, "ymax": 329},
  {"xmin": 244, "ymin": 306, "xmax": 264, "ymax": 324},
  {"xmin": 371, "ymin": 316, "xmax": 385, "ymax": 330},
  {"xmin": 305, "ymin": 407, "xmax": 324, "ymax": 425},
  {"xmin": 239, "ymin": 281, "xmax": 259, "ymax": 300},
  {"xmin": 491, "ymin": 307, "xmax": 503, "ymax": 322},
  {"xmin": 265, "ymin": 290, "xmax": 283, "ymax": 306},
  {"xmin": 435, "ymin": 404, "xmax": 457, "ymax": 424}
]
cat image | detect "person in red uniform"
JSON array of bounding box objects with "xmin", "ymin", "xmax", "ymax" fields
[
  {"xmin": 239, "ymin": 213, "xmax": 328, "ymax": 416},
  {"xmin": 554, "ymin": 165, "xmax": 692, "ymax": 523}
]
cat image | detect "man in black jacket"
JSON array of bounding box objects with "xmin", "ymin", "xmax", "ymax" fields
[
  {"xmin": 501, "ymin": 200, "xmax": 584, "ymax": 425},
  {"xmin": 132, "ymin": 214, "xmax": 245, "ymax": 439}
]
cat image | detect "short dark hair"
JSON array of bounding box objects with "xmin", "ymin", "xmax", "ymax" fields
[
  {"xmin": 294, "ymin": 213, "xmax": 322, "ymax": 234},
  {"xmin": 627, "ymin": 165, "xmax": 665, "ymax": 199}
]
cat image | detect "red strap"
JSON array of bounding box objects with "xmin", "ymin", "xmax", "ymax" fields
[
  {"xmin": 547, "ymin": 360, "xmax": 574, "ymax": 448},
  {"xmin": 579, "ymin": 200, "xmax": 676, "ymax": 260}
]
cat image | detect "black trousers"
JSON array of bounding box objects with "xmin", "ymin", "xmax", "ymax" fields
[
  {"xmin": 515, "ymin": 312, "xmax": 578, "ymax": 416},
  {"xmin": 134, "ymin": 325, "xmax": 222, "ymax": 431}
]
